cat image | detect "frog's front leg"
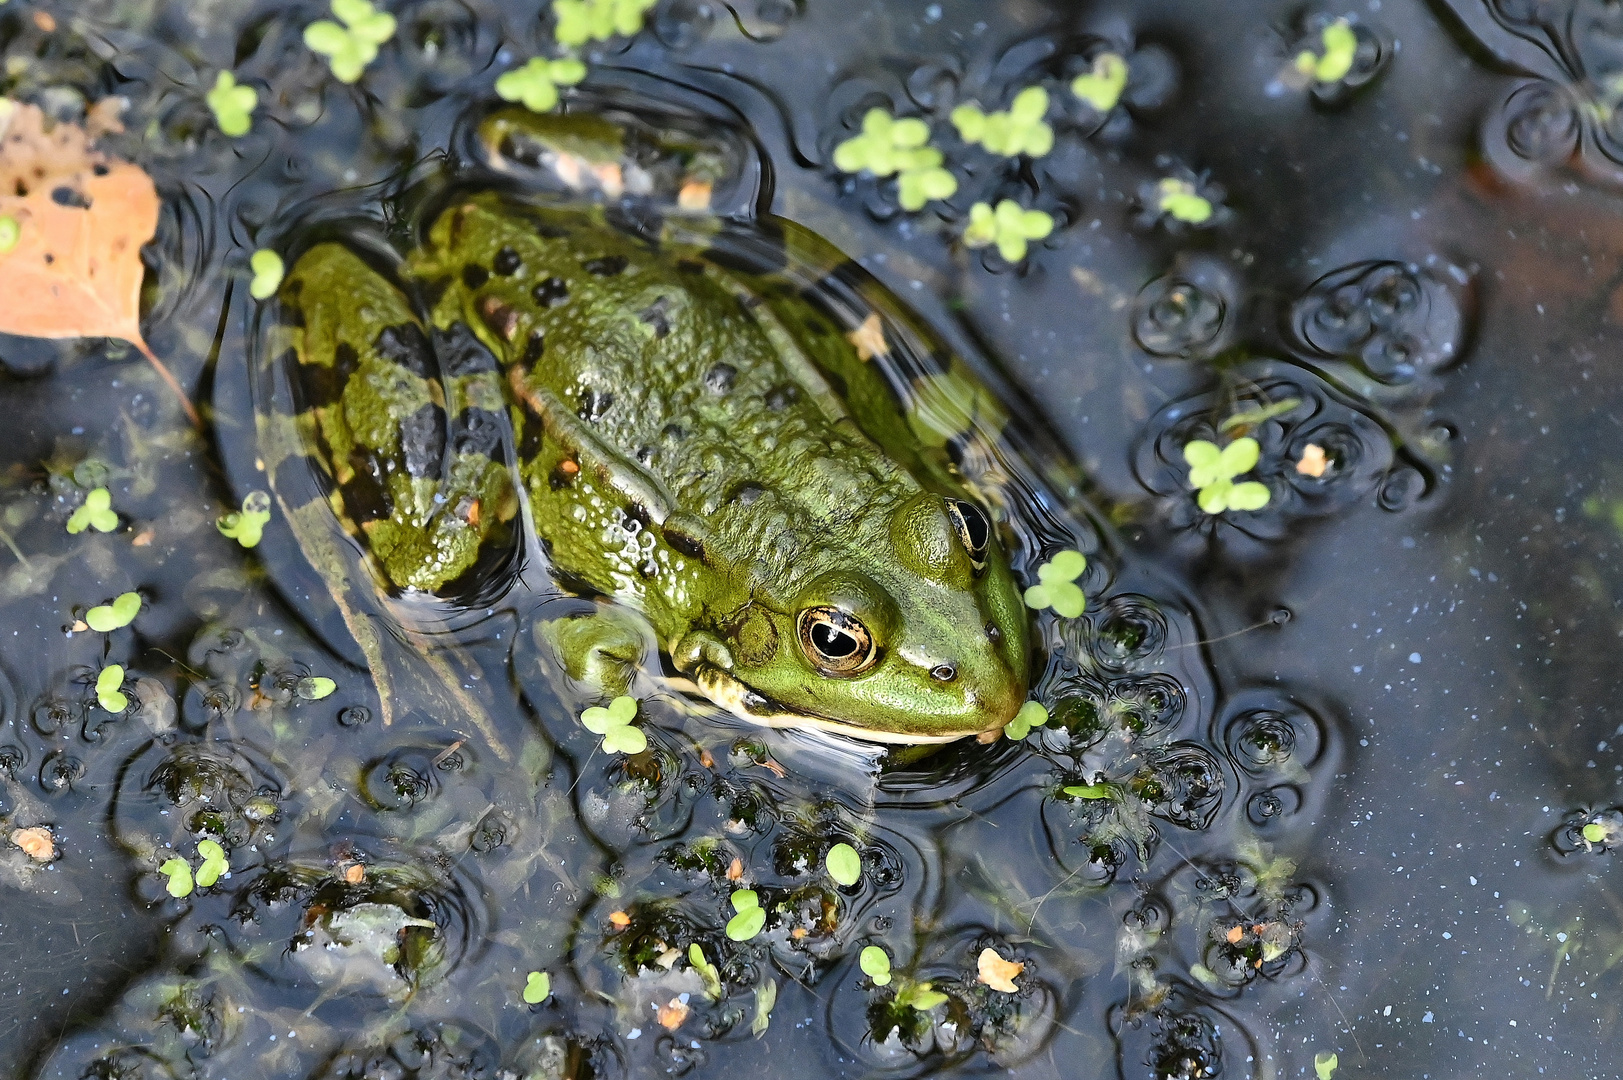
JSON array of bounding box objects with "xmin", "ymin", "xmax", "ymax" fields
[{"xmin": 539, "ymin": 603, "xmax": 655, "ymax": 700}]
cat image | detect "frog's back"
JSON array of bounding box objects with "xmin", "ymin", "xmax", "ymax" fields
[{"xmin": 404, "ymin": 195, "xmax": 920, "ymax": 621}]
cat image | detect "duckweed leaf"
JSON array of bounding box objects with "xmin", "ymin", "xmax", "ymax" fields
[
  {"xmin": 581, "ymin": 695, "xmax": 638, "ymax": 734},
  {"xmin": 726, "ymin": 888, "xmax": 765, "ymax": 940},
  {"xmin": 206, "ymin": 71, "xmax": 257, "ymax": 137},
  {"xmin": 1314, "ymin": 1051, "xmax": 1339, "ymax": 1080},
  {"xmin": 522, "ymin": 970, "xmax": 551, "ymax": 1004},
  {"xmin": 1063, "ymin": 782, "xmax": 1114, "ymax": 800},
  {"xmin": 726, "ymin": 906, "xmax": 766, "ymax": 941},
  {"xmin": 832, "ymin": 109, "xmax": 957, "ymax": 210},
  {"xmin": 688, "ymin": 943, "xmax": 722, "ymax": 999},
  {"xmin": 1023, "ymin": 549, "xmax": 1086, "ymax": 617},
  {"xmin": 1184, "ymin": 438, "xmax": 1271, "ymax": 514},
  {"xmin": 1156, "ymin": 178, "xmax": 1214, "ymax": 224},
  {"xmin": 0, "ymin": 215, "xmax": 17, "ymax": 253},
  {"xmin": 751, "ymin": 977, "xmax": 777, "ymax": 1037},
  {"xmin": 158, "ymin": 857, "xmax": 193, "ymax": 898},
  {"xmin": 296, "ymin": 676, "xmax": 336, "ymax": 700},
  {"xmin": 248, "ymin": 251, "xmax": 284, "ymax": 300},
  {"xmin": 1583, "ymin": 822, "xmax": 1607, "ymax": 843},
  {"xmin": 553, "ymin": 0, "xmax": 658, "ymax": 47},
  {"xmin": 86, "ymin": 591, "xmax": 141, "ymax": 632},
  {"xmin": 305, "ymin": 0, "xmax": 396, "ymax": 83},
  {"xmin": 217, "ymin": 490, "xmax": 272, "ymax": 547},
  {"xmin": 1072, "ymin": 52, "xmax": 1128, "ymax": 112},
  {"xmin": 601, "ymin": 724, "xmax": 647, "ymax": 754},
  {"xmin": 194, "ymin": 839, "xmax": 228, "ymax": 887},
  {"xmin": 894, "ymin": 979, "xmax": 949, "ymax": 1011},
  {"xmin": 96, "ymin": 664, "xmax": 128, "ymax": 712},
  {"xmin": 825, "ymin": 842, "xmax": 861, "ymax": 886},
  {"xmin": 963, "ymin": 199, "xmax": 1054, "ymax": 262},
  {"xmin": 1003, "ymin": 700, "xmax": 1049, "ymax": 741},
  {"xmin": 495, "ymin": 57, "xmax": 586, "ymax": 113},
  {"xmin": 1297, "ymin": 19, "xmax": 1357, "ymax": 83},
  {"xmin": 951, "ymin": 88, "xmax": 1053, "ymax": 157},
  {"xmin": 66, "ymin": 487, "xmax": 117, "ymax": 534},
  {"xmin": 859, "ymin": 945, "xmax": 892, "ymax": 986}
]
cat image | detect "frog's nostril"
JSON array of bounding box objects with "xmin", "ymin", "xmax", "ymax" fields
[
  {"xmin": 985, "ymin": 622, "xmax": 1001, "ymax": 644},
  {"xmin": 930, "ymin": 663, "xmax": 958, "ymax": 683}
]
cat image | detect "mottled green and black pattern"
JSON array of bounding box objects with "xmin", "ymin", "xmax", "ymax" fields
[{"xmin": 272, "ymin": 167, "xmax": 1031, "ymax": 742}]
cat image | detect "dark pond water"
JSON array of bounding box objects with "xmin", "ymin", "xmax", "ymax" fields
[{"xmin": 2, "ymin": 0, "xmax": 1622, "ymax": 1077}]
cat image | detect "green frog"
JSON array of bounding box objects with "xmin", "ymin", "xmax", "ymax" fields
[{"xmin": 262, "ymin": 109, "xmax": 1030, "ymax": 745}]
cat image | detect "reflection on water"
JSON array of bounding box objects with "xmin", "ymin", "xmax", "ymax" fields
[{"xmin": 2, "ymin": 0, "xmax": 1623, "ymax": 1078}]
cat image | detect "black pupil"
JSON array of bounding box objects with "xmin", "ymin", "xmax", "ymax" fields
[
  {"xmin": 812, "ymin": 621, "xmax": 858, "ymax": 658},
  {"xmin": 955, "ymin": 501, "xmax": 990, "ymax": 553}
]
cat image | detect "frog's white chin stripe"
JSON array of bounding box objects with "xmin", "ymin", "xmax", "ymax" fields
[{"xmin": 690, "ymin": 665, "xmax": 980, "ymax": 746}]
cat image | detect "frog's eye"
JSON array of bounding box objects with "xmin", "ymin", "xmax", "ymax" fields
[
  {"xmin": 797, "ymin": 607, "xmax": 878, "ymax": 677},
  {"xmin": 946, "ymin": 499, "xmax": 991, "ymax": 573}
]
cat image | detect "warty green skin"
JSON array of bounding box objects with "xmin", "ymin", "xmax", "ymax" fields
[{"xmin": 278, "ymin": 192, "xmax": 1030, "ymax": 743}]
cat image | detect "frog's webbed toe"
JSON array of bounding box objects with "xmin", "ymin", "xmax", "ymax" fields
[{"xmin": 539, "ymin": 604, "xmax": 654, "ymax": 700}]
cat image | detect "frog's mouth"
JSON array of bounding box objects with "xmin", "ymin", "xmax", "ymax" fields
[{"xmin": 688, "ymin": 664, "xmax": 991, "ymax": 746}]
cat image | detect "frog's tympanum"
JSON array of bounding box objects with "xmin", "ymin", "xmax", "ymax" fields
[{"xmin": 267, "ymin": 109, "xmax": 1030, "ymax": 744}]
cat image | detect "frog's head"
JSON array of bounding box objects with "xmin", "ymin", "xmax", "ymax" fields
[{"xmin": 697, "ymin": 493, "xmax": 1030, "ymax": 744}]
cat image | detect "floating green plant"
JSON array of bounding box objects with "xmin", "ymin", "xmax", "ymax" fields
[
  {"xmin": 96, "ymin": 664, "xmax": 128, "ymax": 712},
  {"xmin": 1062, "ymin": 781, "xmax": 1113, "ymax": 800},
  {"xmin": 86, "ymin": 591, "xmax": 141, "ymax": 633},
  {"xmin": 1584, "ymin": 822, "xmax": 1607, "ymax": 843},
  {"xmin": 1184, "ymin": 437, "xmax": 1271, "ymax": 513},
  {"xmin": 248, "ymin": 251, "xmax": 284, "ymax": 301},
  {"xmin": 688, "ymin": 943, "xmax": 722, "ymax": 998},
  {"xmin": 66, "ymin": 487, "xmax": 117, "ymax": 534},
  {"xmin": 860, "ymin": 945, "xmax": 892, "ymax": 986},
  {"xmin": 1296, "ymin": 19, "xmax": 1357, "ymax": 84},
  {"xmin": 206, "ymin": 71, "xmax": 257, "ymax": 137},
  {"xmin": 892, "ymin": 978, "xmax": 949, "ymax": 1011},
  {"xmin": 1072, "ymin": 53, "xmax": 1128, "ymax": 112},
  {"xmin": 304, "ymin": 0, "xmax": 397, "ymax": 84},
  {"xmin": 553, "ymin": 0, "xmax": 658, "ymax": 47},
  {"xmin": 825, "ymin": 843, "xmax": 861, "ymax": 886},
  {"xmin": 194, "ymin": 840, "xmax": 229, "ymax": 887},
  {"xmin": 1156, "ymin": 178, "xmax": 1214, "ymax": 224},
  {"xmin": 0, "ymin": 215, "xmax": 18, "ymax": 253},
  {"xmin": 951, "ymin": 87, "xmax": 1053, "ymax": 158},
  {"xmin": 832, "ymin": 109, "xmax": 957, "ymax": 211},
  {"xmin": 1023, "ymin": 549, "xmax": 1086, "ymax": 618},
  {"xmin": 522, "ymin": 970, "xmax": 551, "ymax": 1004},
  {"xmin": 495, "ymin": 57, "xmax": 586, "ymax": 113},
  {"xmin": 297, "ymin": 676, "xmax": 337, "ymax": 700},
  {"xmin": 217, "ymin": 491, "xmax": 272, "ymax": 548},
  {"xmin": 726, "ymin": 888, "xmax": 766, "ymax": 941},
  {"xmin": 1315, "ymin": 1051, "xmax": 1339, "ymax": 1080},
  {"xmin": 1003, "ymin": 700, "xmax": 1049, "ymax": 741},
  {"xmin": 1218, "ymin": 397, "xmax": 1301, "ymax": 433},
  {"xmin": 963, "ymin": 199, "xmax": 1054, "ymax": 262},
  {"xmin": 158, "ymin": 856, "xmax": 193, "ymax": 898},
  {"xmin": 581, "ymin": 695, "xmax": 646, "ymax": 754}
]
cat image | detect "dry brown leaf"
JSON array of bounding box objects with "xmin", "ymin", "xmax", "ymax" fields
[
  {"xmin": 976, "ymin": 947, "xmax": 1024, "ymax": 993},
  {"xmin": 677, "ymin": 180, "xmax": 712, "ymax": 212},
  {"xmin": 343, "ymin": 862, "xmax": 366, "ymax": 884},
  {"xmin": 657, "ymin": 997, "xmax": 690, "ymax": 1030},
  {"xmin": 1295, "ymin": 443, "xmax": 1328, "ymax": 478},
  {"xmin": 0, "ymin": 99, "xmax": 197, "ymax": 426},
  {"xmin": 726, "ymin": 857, "xmax": 744, "ymax": 882},
  {"xmin": 1225, "ymin": 925, "xmax": 1244, "ymax": 944},
  {"xmin": 131, "ymin": 528, "xmax": 155, "ymax": 547},
  {"xmin": 32, "ymin": 11, "xmax": 55, "ymax": 32},
  {"xmin": 847, "ymin": 313, "xmax": 888, "ymax": 362},
  {"xmin": 608, "ymin": 910, "xmax": 631, "ymax": 929},
  {"xmin": 12, "ymin": 826, "xmax": 55, "ymax": 861}
]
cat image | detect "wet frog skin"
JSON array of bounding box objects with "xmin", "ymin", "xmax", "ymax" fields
[{"xmin": 275, "ymin": 167, "xmax": 1030, "ymax": 743}]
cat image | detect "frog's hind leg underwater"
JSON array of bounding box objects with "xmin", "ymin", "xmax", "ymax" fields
[{"xmin": 271, "ymin": 243, "xmax": 515, "ymax": 757}]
